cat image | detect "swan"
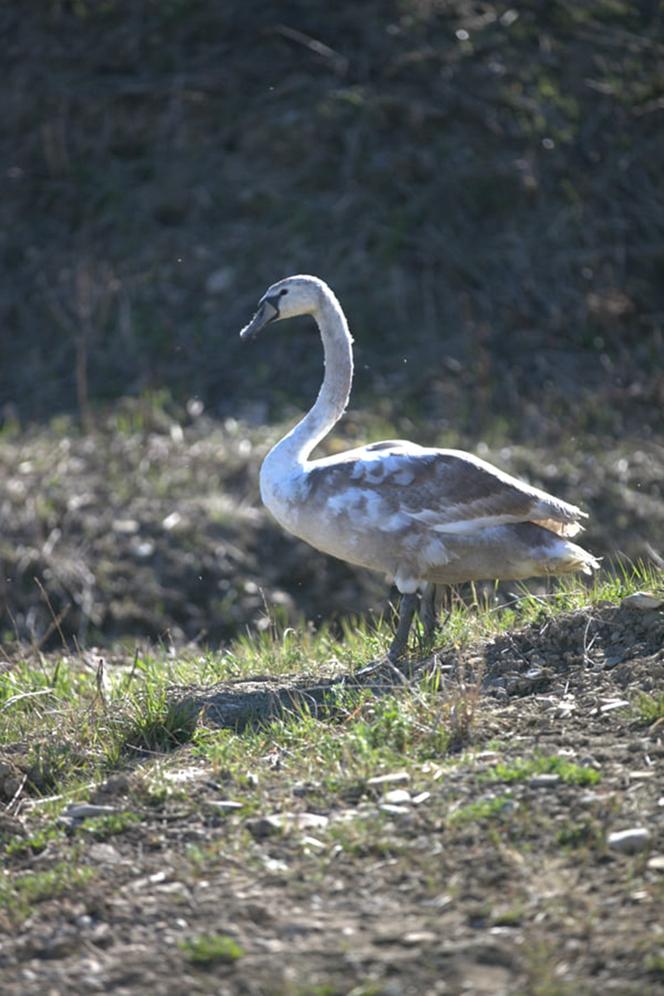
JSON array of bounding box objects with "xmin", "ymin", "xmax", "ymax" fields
[{"xmin": 240, "ymin": 275, "xmax": 599, "ymax": 663}]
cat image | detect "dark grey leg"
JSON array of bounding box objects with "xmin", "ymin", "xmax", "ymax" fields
[
  {"xmin": 387, "ymin": 592, "xmax": 418, "ymax": 662},
  {"xmin": 419, "ymin": 583, "xmax": 437, "ymax": 640}
]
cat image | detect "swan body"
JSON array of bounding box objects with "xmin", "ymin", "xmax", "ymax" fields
[{"xmin": 240, "ymin": 275, "xmax": 598, "ymax": 660}]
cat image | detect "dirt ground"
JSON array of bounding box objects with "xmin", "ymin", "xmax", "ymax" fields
[
  {"xmin": 1, "ymin": 601, "xmax": 663, "ymax": 995},
  {"xmin": 1, "ymin": 405, "xmax": 663, "ymax": 652}
]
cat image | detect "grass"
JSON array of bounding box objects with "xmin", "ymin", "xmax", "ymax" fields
[
  {"xmin": 0, "ymin": 561, "xmax": 657, "ymax": 811},
  {"xmin": 633, "ymin": 691, "xmax": 664, "ymax": 727},
  {"xmin": 448, "ymin": 794, "xmax": 514, "ymax": 826},
  {"xmin": 486, "ymin": 755, "xmax": 601, "ymax": 787},
  {"xmin": 78, "ymin": 811, "xmax": 142, "ymax": 839},
  {"xmin": 190, "ymin": 683, "xmax": 460, "ymax": 807},
  {"xmin": 0, "ymin": 562, "xmax": 661, "ymax": 989},
  {"xmin": 179, "ymin": 933, "xmax": 245, "ymax": 965},
  {"xmin": 556, "ymin": 820, "xmax": 603, "ymax": 850},
  {"xmin": 4, "ymin": 823, "xmax": 63, "ymax": 858},
  {"xmin": 0, "ymin": 862, "xmax": 96, "ymax": 926}
]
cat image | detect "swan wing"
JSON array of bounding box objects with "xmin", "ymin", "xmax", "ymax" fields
[{"xmin": 307, "ymin": 442, "xmax": 587, "ymax": 537}]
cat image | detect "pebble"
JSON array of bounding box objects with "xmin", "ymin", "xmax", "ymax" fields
[
  {"xmin": 367, "ymin": 771, "xmax": 410, "ymax": 786},
  {"xmin": 647, "ymin": 855, "xmax": 664, "ymax": 871},
  {"xmin": 403, "ymin": 931, "xmax": 437, "ymax": 945},
  {"xmin": 94, "ymin": 774, "xmax": 130, "ymax": 797},
  {"xmin": 412, "ymin": 791, "xmax": 431, "ymax": 806},
  {"xmin": 58, "ymin": 802, "xmax": 122, "ymax": 828},
  {"xmin": 621, "ymin": 591, "xmax": 663, "ymax": 610},
  {"xmin": 381, "ymin": 788, "xmax": 411, "ymax": 805},
  {"xmin": 599, "ymin": 699, "xmax": 630, "ymax": 713},
  {"xmin": 607, "ymin": 828, "xmax": 651, "ymax": 854},
  {"xmin": 529, "ymin": 774, "xmax": 561, "ymax": 788},
  {"xmin": 88, "ymin": 842, "xmax": 123, "ymax": 864},
  {"xmin": 378, "ymin": 803, "xmax": 411, "ymax": 816},
  {"xmin": 301, "ymin": 835, "xmax": 326, "ymax": 850},
  {"xmin": 246, "ymin": 812, "xmax": 329, "ymax": 839}
]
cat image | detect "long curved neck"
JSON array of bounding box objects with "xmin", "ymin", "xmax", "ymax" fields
[{"xmin": 273, "ymin": 289, "xmax": 354, "ymax": 466}]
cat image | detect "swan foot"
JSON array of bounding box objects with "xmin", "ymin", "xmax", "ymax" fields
[
  {"xmin": 356, "ymin": 588, "xmax": 441, "ymax": 680},
  {"xmin": 355, "ymin": 657, "xmax": 410, "ymax": 683}
]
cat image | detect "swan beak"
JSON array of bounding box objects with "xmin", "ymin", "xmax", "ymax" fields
[{"xmin": 239, "ymin": 299, "xmax": 279, "ymax": 340}]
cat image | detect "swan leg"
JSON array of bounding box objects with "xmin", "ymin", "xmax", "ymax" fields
[
  {"xmin": 388, "ymin": 592, "xmax": 418, "ymax": 662},
  {"xmin": 419, "ymin": 583, "xmax": 437, "ymax": 641}
]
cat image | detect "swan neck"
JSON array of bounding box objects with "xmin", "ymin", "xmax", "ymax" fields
[{"xmin": 277, "ymin": 290, "xmax": 353, "ymax": 465}]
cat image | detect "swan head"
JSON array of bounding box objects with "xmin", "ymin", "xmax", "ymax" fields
[{"xmin": 239, "ymin": 275, "xmax": 327, "ymax": 340}]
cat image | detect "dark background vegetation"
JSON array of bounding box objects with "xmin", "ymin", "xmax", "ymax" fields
[{"xmin": 1, "ymin": 0, "xmax": 663, "ymax": 647}]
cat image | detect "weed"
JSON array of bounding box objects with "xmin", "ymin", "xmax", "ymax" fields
[
  {"xmin": 327, "ymin": 814, "xmax": 405, "ymax": 859},
  {"xmin": 0, "ymin": 862, "xmax": 95, "ymax": 926},
  {"xmin": 633, "ymin": 691, "xmax": 664, "ymax": 727},
  {"xmin": 644, "ymin": 952, "xmax": 664, "ymax": 980},
  {"xmin": 179, "ymin": 933, "xmax": 244, "ymax": 965},
  {"xmin": 4, "ymin": 823, "xmax": 62, "ymax": 858},
  {"xmin": 78, "ymin": 811, "xmax": 142, "ymax": 839},
  {"xmin": 556, "ymin": 820, "xmax": 602, "ymax": 849},
  {"xmin": 487, "ymin": 756, "xmax": 600, "ymax": 786},
  {"xmin": 121, "ymin": 695, "xmax": 198, "ymax": 753},
  {"xmin": 448, "ymin": 795, "xmax": 514, "ymax": 826},
  {"xmin": 491, "ymin": 905, "xmax": 524, "ymax": 926}
]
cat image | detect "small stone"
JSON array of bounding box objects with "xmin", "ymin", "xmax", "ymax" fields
[
  {"xmin": 607, "ymin": 828, "xmax": 651, "ymax": 854},
  {"xmin": 412, "ymin": 791, "xmax": 431, "ymax": 806},
  {"xmin": 246, "ymin": 816, "xmax": 280, "ymax": 840},
  {"xmin": 621, "ymin": 592, "xmax": 664, "ymax": 610},
  {"xmin": 206, "ymin": 799, "xmax": 244, "ymax": 811},
  {"xmin": 378, "ymin": 803, "xmax": 411, "ymax": 815},
  {"xmin": 162, "ymin": 511, "xmax": 182, "ymax": 531},
  {"xmin": 153, "ymin": 881, "xmax": 190, "ymax": 898},
  {"xmin": 529, "ymin": 774, "xmax": 561, "ymax": 788},
  {"xmin": 246, "ymin": 811, "xmax": 328, "ymax": 839},
  {"xmin": 162, "ymin": 766, "xmax": 206, "ymax": 784},
  {"xmin": 403, "ymin": 931, "xmax": 437, "ymax": 945},
  {"xmin": 367, "ymin": 771, "xmax": 410, "ymax": 786},
  {"xmin": 112, "ymin": 519, "xmax": 139, "ymax": 535},
  {"xmin": 297, "ymin": 813, "xmax": 328, "ymax": 830},
  {"xmin": 599, "ymin": 699, "xmax": 630, "ymax": 713},
  {"xmin": 382, "ymin": 788, "xmax": 411, "ymax": 805},
  {"xmin": 262, "ymin": 856, "xmax": 288, "ymax": 874},
  {"xmin": 647, "ymin": 855, "xmax": 664, "ymax": 871},
  {"xmin": 301, "ymin": 835, "xmax": 326, "ymax": 850},
  {"xmin": 60, "ymin": 803, "xmax": 119, "ymax": 823},
  {"xmin": 88, "ymin": 843, "xmax": 123, "ymax": 865},
  {"xmin": 94, "ymin": 774, "xmax": 130, "ymax": 798}
]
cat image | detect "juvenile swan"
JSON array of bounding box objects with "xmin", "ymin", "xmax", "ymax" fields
[{"xmin": 240, "ymin": 275, "xmax": 598, "ymax": 662}]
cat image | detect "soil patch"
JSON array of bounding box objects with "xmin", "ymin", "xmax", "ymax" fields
[{"xmin": 1, "ymin": 601, "xmax": 663, "ymax": 994}]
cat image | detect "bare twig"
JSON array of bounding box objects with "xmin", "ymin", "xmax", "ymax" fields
[
  {"xmin": 6, "ymin": 772, "xmax": 28, "ymax": 814},
  {"xmin": 33, "ymin": 576, "xmax": 69, "ymax": 654},
  {"xmin": 273, "ymin": 24, "xmax": 348, "ymax": 75},
  {"xmin": 0, "ymin": 688, "xmax": 54, "ymax": 714}
]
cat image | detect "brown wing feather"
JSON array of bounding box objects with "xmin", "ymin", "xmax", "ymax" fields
[
  {"xmin": 307, "ymin": 444, "xmax": 587, "ymax": 535},
  {"xmin": 388, "ymin": 448, "xmax": 585, "ymax": 530}
]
